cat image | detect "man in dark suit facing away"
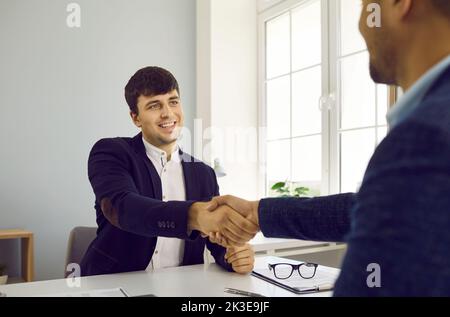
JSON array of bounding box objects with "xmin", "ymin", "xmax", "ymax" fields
[
  {"xmin": 80, "ymin": 67, "xmax": 258, "ymax": 276},
  {"xmin": 211, "ymin": 0, "xmax": 450, "ymax": 296}
]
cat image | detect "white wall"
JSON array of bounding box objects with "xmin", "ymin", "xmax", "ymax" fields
[
  {"xmin": 0, "ymin": 0, "xmax": 196, "ymax": 281},
  {"xmin": 197, "ymin": 0, "xmax": 259, "ymax": 200}
]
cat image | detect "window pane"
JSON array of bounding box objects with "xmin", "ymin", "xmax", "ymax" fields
[
  {"xmin": 292, "ymin": 136, "xmax": 321, "ymax": 186},
  {"xmin": 267, "ymin": 140, "xmax": 291, "ymax": 184},
  {"xmin": 341, "ymin": 129, "xmax": 375, "ymax": 192},
  {"xmin": 266, "ymin": 13, "xmax": 290, "ymax": 79},
  {"xmin": 340, "ymin": 51, "xmax": 376, "ymax": 129},
  {"xmin": 292, "ymin": 67, "xmax": 322, "ymax": 137},
  {"xmin": 377, "ymin": 85, "xmax": 389, "ymax": 126},
  {"xmin": 267, "ymin": 76, "xmax": 291, "ymax": 140},
  {"xmin": 292, "ymin": 0, "xmax": 321, "ymax": 71},
  {"xmin": 377, "ymin": 126, "xmax": 388, "ymax": 145},
  {"xmin": 340, "ymin": 0, "xmax": 366, "ymax": 56}
]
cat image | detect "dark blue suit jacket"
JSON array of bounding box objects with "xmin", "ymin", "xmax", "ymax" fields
[
  {"xmin": 80, "ymin": 133, "xmax": 232, "ymax": 276},
  {"xmin": 259, "ymin": 66, "xmax": 450, "ymax": 296}
]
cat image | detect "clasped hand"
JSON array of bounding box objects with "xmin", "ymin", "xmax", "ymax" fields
[{"xmin": 188, "ymin": 195, "xmax": 260, "ymax": 248}]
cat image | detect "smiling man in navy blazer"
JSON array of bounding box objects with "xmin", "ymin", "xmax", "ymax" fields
[{"xmin": 80, "ymin": 67, "xmax": 257, "ymax": 276}]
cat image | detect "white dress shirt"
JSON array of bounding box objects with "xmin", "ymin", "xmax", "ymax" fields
[{"xmin": 142, "ymin": 138, "xmax": 186, "ymax": 271}]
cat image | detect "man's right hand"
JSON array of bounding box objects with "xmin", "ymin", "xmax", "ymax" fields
[
  {"xmin": 201, "ymin": 196, "xmax": 261, "ymax": 247},
  {"xmin": 188, "ymin": 201, "xmax": 259, "ymax": 246},
  {"xmin": 210, "ymin": 195, "xmax": 260, "ymax": 227}
]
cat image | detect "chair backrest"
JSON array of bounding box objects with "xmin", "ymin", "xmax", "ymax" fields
[{"xmin": 65, "ymin": 227, "xmax": 97, "ymax": 277}]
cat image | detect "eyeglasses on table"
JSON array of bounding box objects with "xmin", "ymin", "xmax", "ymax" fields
[{"xmin": 268, "ymin": 262, "xmax": 319, "ymax": 280}]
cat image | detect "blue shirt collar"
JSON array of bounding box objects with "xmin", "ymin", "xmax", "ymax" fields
[{"xmin": 387, "ymin": 54, "xmax": 450, "ymax": 129}]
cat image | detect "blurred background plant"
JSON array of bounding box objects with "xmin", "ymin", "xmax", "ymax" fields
[{"xmin": 270, "ymin": 181, "xmax": 311, "ymax": 198}]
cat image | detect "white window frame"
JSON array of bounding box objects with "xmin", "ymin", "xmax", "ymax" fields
[{"xmin": 258, "ymin": 0, "xmax": 331, "ymax": 197}]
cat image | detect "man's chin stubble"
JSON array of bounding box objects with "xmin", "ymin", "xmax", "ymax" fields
[{"xmin": 370, "ymin": 63, "xmax": 397, "ymax": 86}]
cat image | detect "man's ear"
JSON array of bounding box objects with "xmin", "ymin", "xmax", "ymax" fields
[
  {"xmin": 130, "ymin": 111, "xmax": 142, "ymax": 128},
  {"xmin": 392, "ymin": 0, "xmax": 413, "ymax": 20}
]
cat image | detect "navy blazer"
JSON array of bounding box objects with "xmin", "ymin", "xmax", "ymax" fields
[
  {"xmin": 80, "ymin": 133, "xmax": 232, "ymax": 276},
  {"xmin": 259, "ymin": 66, "xmax": 450, "ymax": 296}
]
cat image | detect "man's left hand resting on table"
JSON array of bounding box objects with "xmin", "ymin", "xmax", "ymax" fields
[{"xmin": 209, "ymin": 232, "xmax": 255, "ymax": 274}]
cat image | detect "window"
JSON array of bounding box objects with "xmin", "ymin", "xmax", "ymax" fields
[
  {"xmin": 264, "ymin": 0, "xmax": 323, "ymax": 196},
  {"xmin": 336, "ymin": 0, "xmax": 389, "ymax": 193},
  {"xmin": 260, "ymin": 0, "xmax": 391, "ymax": 196}
]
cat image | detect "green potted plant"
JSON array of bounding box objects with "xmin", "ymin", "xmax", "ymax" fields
[
  {"xmin": 271, "ymin": 181, "xmax": 310, "ymax": 198},
  {"xmin": 0, "ymin": 264, "xmax": 7, "ymax": 285}
]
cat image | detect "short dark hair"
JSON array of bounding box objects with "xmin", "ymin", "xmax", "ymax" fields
[
  {"xmin": 432, "ymin": 0, "xmax": 450, "ymax": 17},
  {"xmin": 125, "ymin": 66, "xmax": 180, "ymax": 114}
]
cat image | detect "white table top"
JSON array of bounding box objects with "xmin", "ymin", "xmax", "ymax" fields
[
  {"xmin": 250, "ymin": 233, "xmax": 331, "ymax": 252},
  {"xmin": 0, "ymin": 257, "xmax": 339, "ymax": 297}
]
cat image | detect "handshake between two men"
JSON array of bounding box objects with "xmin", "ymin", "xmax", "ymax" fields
[{"xmin": 188, "ymin": 195, "xmax": 260, "ymax": 274}]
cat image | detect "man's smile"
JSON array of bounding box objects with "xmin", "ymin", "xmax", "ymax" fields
[
  {"xmin": 158, "ymin": 120, "xmax": 178, "ymax": 133},
  {"xmin": 158, "ymin": 120, "xmax": 177, "ymax": 131}
]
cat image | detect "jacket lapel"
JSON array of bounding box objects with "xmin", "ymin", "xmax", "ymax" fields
[
  {"xmin": 131, "ymin": 133, "xmax": 162, "ymax": 200},
  {"xmin": 180, "ymin": 150, "xmax": 198, "ymax": 200},
  {"xmin": 180, "ymin": 151, "xmax": 204, "ymax": 265}
]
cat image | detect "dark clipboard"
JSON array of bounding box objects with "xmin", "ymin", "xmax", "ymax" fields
[{"xmin": 251, "ymin": 271, "xmax": 334, "ymax": 295}]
